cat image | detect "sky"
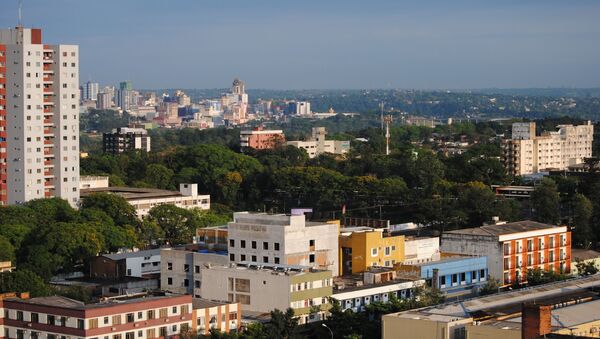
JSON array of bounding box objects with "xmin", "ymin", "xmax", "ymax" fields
[{"xmin": 2, "ymin": 0, "xmax": 600, "ymax": 90}]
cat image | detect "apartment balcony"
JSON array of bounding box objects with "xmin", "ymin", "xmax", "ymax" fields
[
  {"xmin": 43, "ymin": 160, "xmax": 54, "ymax": 166},
  {"xmin": 43, "ymin": 119, "xmax": 53, "ymax": 125}
]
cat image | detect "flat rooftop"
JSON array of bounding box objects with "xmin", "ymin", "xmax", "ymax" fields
[
  {"xmin": 103, "ymin": 248, "xmax": 162, "ymax": 261},
  {"xmin": 5, "ymin": 293, "xmax": 187, "ymax": 310},
  {"xmin": 192, "ymin": 298, "xmax": 231, "ymax": 309},
  {"xmin": 410, "ymin": 254, "xmax": 482, "ymax": 267},
  {"xmin": 81, "ymin": 187, "xmax": 208, "ymax": 201},
  {"xmin": 571, "ymin": 248, "xmax": 600, "ymax": 261},
  {"xmin": 445, "ymin": 220, "xmax": 561, "ymax": 237}
]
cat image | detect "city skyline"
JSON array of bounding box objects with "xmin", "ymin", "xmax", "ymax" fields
[{"xmin": 1, "ymin": 0, "xmax": 600, "ymax": 90}]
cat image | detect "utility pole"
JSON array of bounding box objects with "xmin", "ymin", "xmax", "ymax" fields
[{"xmin": 384, "ymin": 114, "xmax": 393, "ymax": 155}]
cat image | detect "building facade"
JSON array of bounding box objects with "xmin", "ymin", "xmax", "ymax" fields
[
  {"xmin": 103, "ymin": 127, "xmax": 150, "ymax": 154},
  {"xmin": 0, "ymin": 293, "xmax": 240, "ymax": 339},
  {"xmin": 160, "ymin": 248, "xmax": 229, "ymax": 297},
  {"xmin": 503, "ymin": 121, "xmax": 593, "ymax": 176},
  {"xmin": 80, "ymin": 184, "xmax": 210, "ymax": 218},
  {"xmin": 441, "ymin": 220, "xmax": 571, "ymax": 287},
  {"xmin": 0, "ymin": 27, "xmax": 80, "ymax": 207},
  {"xmin": 240, "ymin": 127, "xmax": 285, "ymax": 150},
  {"xmin": 339, "ymin": 227, "xmax": 405, "ymax": 275},
  {"xmin": 403, "ymin": 237, "xmax": 440, "ymax": 265},
  {"xmin": 286, "ymin": 127, "xmax": 350, "ymax": 158},
  {"xmin": 200, "ymin": 263, "xmax": 332, "ymax": 324},
  {"xmin": 227, "ymin": 212, "xmax": 339, "ymax": 276},
  {"xmin": 90, "ymin": 249, "xmax": 162, "ymax": 280},
  {"xmin": 81, "ymin": 81, "xmax": 98, "ymax": 102}
]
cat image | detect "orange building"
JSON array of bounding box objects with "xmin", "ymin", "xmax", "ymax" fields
[
  {"xmin": 441, "ymin": 220, "xmax": 571, "ymax": 287},
  {"xmin": 240, "ymin": 127, "xmax": 285, "ymax": 150}
]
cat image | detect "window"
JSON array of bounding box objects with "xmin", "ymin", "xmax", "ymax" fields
[
  {"xmin": 171, "ymin": 325, "xmax": 177, "ymax": 332},
  {"xmin": 89, "ymin": 318, "xmax": 98, "ymax": 329},
  {"xmin": 229, "ymin": 239, "xmax": 235, "ymax": 247},
  {"xmin": 229, "ymin": 312, "xmax": 237, "ymax": 321},
  {"xmin": 126, "ymin": 313, "xmax": 134, "ymax": 323},
  {"xmin": 241, "ymin": 254, "xmax": 246, "ymax": 261},
  {"xmin": 385, "ymin": 247, "xmax": 391, "ymax": 256},
  {"xmin": 241, "ymin": 240, "xmax": 246, "ymax": 248},
  {"xmin": 167, "ymin": 262, "xmax": 173, "ymax": 270},
  {"xmin": 31, "ymin": 313, "xmax": 39, "ymax": 323},
  {"xmin": 440, "ymin": 276, "xmax": 446, "ymax": 286},
  {"xmin": 371, "ymin": 248, "xmax": 378, "ymax": 257},
  {"xmin": 159, "ymin": 308, "xmax": 168, "ymax": 318},
  {"xmin": 147, "ymin": 310, "xmax": 155, "ymax": 320},
  {"xmin": 230, "ymin": 253, "xmax": 235, "ymax": 261},
  {"xmin": 16, "ymin": 311, "xmax": 23, "ymax": 321},
  {"xmin": 263, "ymin": 242, "xmax": 269, "ymax": 250},
  {"xmin": 503, "ymin": 243, "xmax": 510, "ymax": 255},
  {"xmin": 538, "ymin": 238, "xmax": 544, "ymax": 250},
  {"xmin": 274, "ymin": 242, "xmax": 280, "ymax": 251},
  {"xmin": 252, "ymin": 255, "xmax": 257, "ymax": 262},
  {"xmin": 527, "ymin": 239, "xmax": 533, "ymax": 251},
  {"xmin": 472, "ymin": 270, "xmax": 477, "ymax": 281},
  {"xmin": 60, "ymin": 316, "xmax": 66, "ymax": 326},
  {"xmin": 167, "ymin": 277, "xmax": 173, "ymax": 285},
  {"xmin": 159, "ymin": 328, "xmax": 167, "ymax": 337},
  {"xmin": 309, "ymin": 239, "xmax": 315, "ymax": 247},
  {"xmin": 146, "ymin": 329, "xmax": 155, "ymax": 338},
  {"xmin": 112, "ymin": 315, "xmax": 122, "ymax": 325},
  {"xmin": 252, "ymin": 241, "xmax": 257, "ymax": 249},
  {"xmin": 47, "ymin": 315, "xmax": 55, "ymax": 325},
  {"xmin": 235, "ymin": 278, "xmax": 251, "ymax": 293},
  {"xmin": 195, "ymin": 280, "xmax": 200, "ymax": 288},
  {"xmin": 137, "ymin": 330, "xmax": 143, "ymax": 338},
  {"xmin": 452, "ymin": 274, "xmax": 458, "ymax": 284},
  {"xmin": 274, "ymin": 257, "xmax": 280, "ymax": 264},
  {"xmin": 460, "ymin": 272, "xmax": 466, "ymax": 282},
  {"xmin": 77, "ymin": 319, "xmax": 85, "ymax": 329},
  {"xmin": 527, "ymin": 254, "xmax": 533, "ymax": 266},
  {"xmin": 195, "ymin": 265, "xmax": 200, "ymax": 273},
  {"xmin": 504, "ymin": 257, "xmax": 510, "ymax": 269},
  {"xmin": 309, "ymin": 254, "xmax": 315, "ymax": 263},
  {"xmin": 181, "ymin": 305, "xmax": 190, "ymax": 314},
  {"xmin": 480, "ymin": 269, "xmax": 486, "ymax": 280},
  {"xmin": 236, "ymin": 294, "xmax": 251, "ymax": 305},
  {"xmin": 184, "ymin": 264, "xmax": 190, "ymax": 272},
  {"xmin": 184, "ymin": 279, "xmax": 189, "ymax": 287}
]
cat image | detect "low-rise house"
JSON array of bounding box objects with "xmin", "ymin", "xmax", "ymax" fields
[
  {"xmin": 0, "ymin": 261, "xmax": 15, "ymax": 273},
  {"xmin": 339, "ymin": 227, "xmax": 405, "ymax": 275},
  {"xmin": 90, "ymin": 249, "xmax": 162, "ymax": 280}
]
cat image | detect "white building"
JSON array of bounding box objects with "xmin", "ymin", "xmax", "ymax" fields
[
  {"xmin": 82, "ymin": 81, "xmax": 98, "ymax": 101},
  {"xmin": 103, "ymin": 127, "xmax": 151, "ymax": 154},
  {"xmin": 79, "ymin": 175, "xmax": 109, "ymax": 189},
  {"xmin": 403, "ymin": 237, "xmax": 440, "ymax": 265},
  {"xmin": 0, "ymin": 26, "xmax": 80, "ymax": 207},
  {"xmin": 80, "ymin": 183, "xmax": 210, "ymax": 218},
  {"xmin": 227, "ymin": 212, "xmax": 339, "ymax": 276},
  {"xmin": 286, "ymin": 127, "xmax": 350, "ymax": 158},
  {"xmin": 200, "ymin": 262, "xmax": 332, "ymax": 324},
  {"xmin": 503, "ymin": 121, "xmax": 593, "ymax": 175},
  {"xmin": 90, "ymin": 248, "xmax": 162, "ymax": 279}
]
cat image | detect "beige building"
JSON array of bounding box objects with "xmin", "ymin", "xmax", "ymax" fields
[
  {"xmin": 79, "ymin": 175, "xmax": 109, "ymax": 189},
  {"xmin": 160, "ymin": 247, "xmax": 229, "ymax": 297},
  {"xmin": 80, "ymin": 183, "xmax": 210, "ymax": 218},
  {"xmin": 503, "ymin": 121, "xmax": 593, "ymax": 175},
  {"xmin": 200, "ymin": 262, "xmax": 332, "ymax": 324},
  {"xmin": 227, "ymin": 212, "xmax": 339, "ymax": 276},
  {"xmin": 286, "ymin": 127, "xmax": 350, "ymax": 158}
]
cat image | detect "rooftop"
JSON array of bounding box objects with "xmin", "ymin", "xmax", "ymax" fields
[
  {"xmin": 445, "ymin": 220, "xmax": 561, "ymax": 237},
  {"xmin": 103, "ymin": 248, "xmax": 162, "ymax": 261},
  {"xmin": 192, "ymin": 298, "xmax": 231, "ymax": 309},
  {"xmin": 5, "ymin": 293, "xmax": 188, "ymax": 310},
  {"xmin": 571, "ymin": 248, "xmax": 600, "ymax": 261},
  {"xmin": 81, "ymin": 186, "xmax": 207, "ymax": 201}
]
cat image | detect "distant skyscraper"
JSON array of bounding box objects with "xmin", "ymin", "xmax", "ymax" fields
[
  {"xmin": 0, "ymin": 27, "xmax": 80, "ymax": 206},
  {"xmin": 288, "ymin": 101, "xmax": 311, "ymax": 115},
  {"xmin": 119, "ymin": 81, "xmax": 132, "ymax": 91},
  {"xmin": 97, "ymin": 92, "xmax": 112, "ymax": 109},
  {"xmin": 82, "ymin": 81, "xmax": 99, "ymax": 101}
]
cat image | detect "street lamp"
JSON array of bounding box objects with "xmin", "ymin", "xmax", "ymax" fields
[{"xmin": 322, "ymin": 323, "xmax": 333, "ymax": 339}]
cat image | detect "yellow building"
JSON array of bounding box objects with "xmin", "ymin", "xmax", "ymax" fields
[{"xmin": 339, "ymin": 227, "xmax": 405, "ymax": 275}]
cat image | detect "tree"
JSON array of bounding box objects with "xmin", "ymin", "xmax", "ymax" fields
[
  {"xmin": 572, "ymin": 194, "xmax": 594, "ymax": 248},
  {"xmin": 144, "ymin": 164, "xmax": 174, "ymax": 189},
  {"xmin": 531, "ymin": 178, "xmax": 560, "ymax": 224},
  {"xmin": 0, "ymin": 270, "xmax": 51, "ymax": 297},
  {"xmin": 263, "ymin": 308, "xmax": 299, "ymax": 339},
  {"xmin": 81, "ymin": 192, "xmax": 138, "ymax": 227},
  {"xmin": 479, "ymin": 278, "xmax": 501, "ymax": 296},
  {"xmin": 146, "ymin": 205, "xmax": 198, "ymax": 245},
  {"xmin": 0, "ymin": 236, "xmax": 16, "ymax": 262},
  {"xmin": 575, "ymin": 260, "xmax": 599, "ymax": 276}
]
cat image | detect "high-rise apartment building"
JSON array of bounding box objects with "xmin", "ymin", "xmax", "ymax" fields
[
  {"xmin": 103, "ymin": 127, "xmax": 151, "ymax": 154},
  {"xmin": 116, "ymin": 81, "xmax": 133, "ymax": 111},
  {"xmin": 287, "ymin": 101, "xmax": 311, "ymax": 115},
  {"xmin": 81, "ymin": 80, "xmax": 98, "ymax": 101},
  {"xmin": 96, "ymin": 92, "xmax": 112, "ymax": 109},
  {"xmin": 0, "ymin": 27, "xmax": 80, "ymax": 206},
  {"xmin": 503, "ymin": 122, "xmax": 593, "ymax": 176}
]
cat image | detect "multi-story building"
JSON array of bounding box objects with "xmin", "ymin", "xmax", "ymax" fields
[
  {"xmin": 80, "ymin": 183, "xmax": 210, "ymax": 218},
  {"xmin": 396, "ymin": 255, "xmax": 488, "ymax": 296},
  {"xmin": 0, "ymin": 292, "xmax": 240, "ymax": 338},
  {"xmin": 81, "ymin": 81, "xmax": 98, "ymax": 102},
  {"xmin": 503, "ymin": 121, "xmax": 593, "ymax": 176},
  {"xmin": 286, "ymin": 127, "xmax": 350, "ymax": 158},
  {"xmin": 441, "ymin": 220, "xmax": 571, "ymax": 287},
  {"xmin": 240, "ymin": 127, "xmax": 285, "ymax": 150},
  {"xmin": 103, "ymin": 127, "xmax": 151, "ymax": 154},
  {"xmin": 0, "ymin": 26, "xmax": 80, "ymax": 207},
  {"xmin": 287, "ymin": 101, "xmax": 311, "ymax": 116},
  {"xmin": 227, "ymin": 212, "xmax": 339, "ymax": 276},
  {"xmin": 116, "ymin": 81, "xmax": 133, "ymax": 111},
  {"xmin": 200, "ymin": 262, "xmax": 332, "ymax": 324},
  {"xmin": 90, "ymin": 249, "xmax": 162, "ymax": 280},
  {"xmin": 339, "ymin": 227, "xmax": 405, "ymax": 275},
  {"xmin": 96, "ymin": 92, "xmax": 112, "ymax": 109},
  {"xmin": 160, "ymin": 247, "xmax": 229, "ymax": 297}
]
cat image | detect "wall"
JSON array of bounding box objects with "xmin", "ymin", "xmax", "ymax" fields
[{"xmin": 441, "ymin": 234, "xmax": 502, "ymax": 281}]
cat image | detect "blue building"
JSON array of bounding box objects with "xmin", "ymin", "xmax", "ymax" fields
[{"xmin": 404, "ymin": 256, "xmax": 488, "ymax": 296}]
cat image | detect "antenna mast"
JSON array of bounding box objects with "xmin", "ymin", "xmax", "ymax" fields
[
  {"xmin": 379, "ymin": 102, "xmax": 385, "ymax": 132},
  {"xmin": 384, "ymin": 115, "xmax": 393, "ymax": 155},
  {"xmin": 18, "ymin": 0, "xmax": 23, "ymax": 27}
]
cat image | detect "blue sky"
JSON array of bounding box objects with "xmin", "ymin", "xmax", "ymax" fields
[{"xmin": 2, "ymin": 0, "xmax": 600, "ymax": 89}]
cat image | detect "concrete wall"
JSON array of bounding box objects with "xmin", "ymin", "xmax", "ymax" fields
[
  {"xmin": 382, "ymin": 316, "xmax": 472, "ymax": 339},
  {"xmin": 441, "ymin": 234, "xmax": 502, "ymax": 281},
  {"xmin": 161, "ymin": 249, "xmax": 228, "ymax": 296}
]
